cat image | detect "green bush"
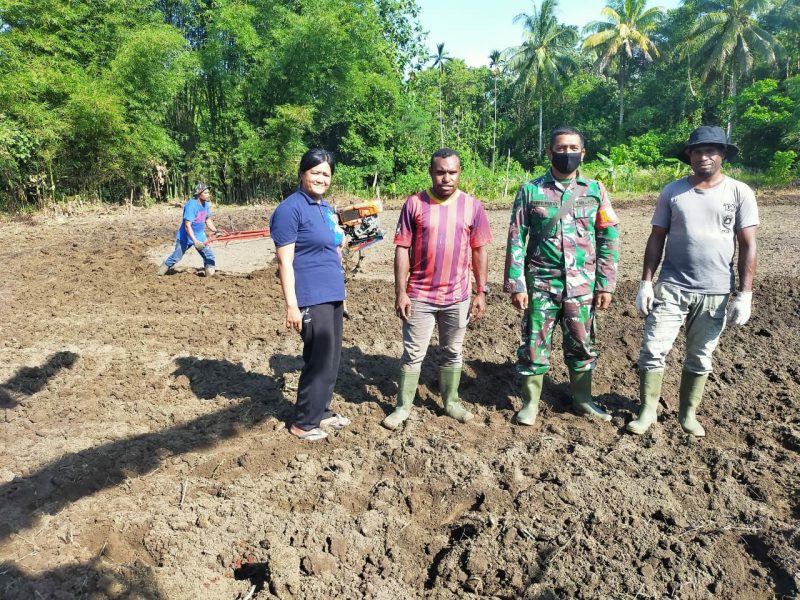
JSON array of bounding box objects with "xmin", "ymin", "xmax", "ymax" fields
[
  {"xmin": 721, "ymin": 165, "xmax": 772, "ymax": 188},
  {"xmin": 581, "ymin": 159, "xmax": 691, "ymax": 193},
  {"xmin": 609, "ymin": 131, "xmax": 665, "ymax": 168},
  {"xmin": 766, "ymin": 150, "xmax": 797, "ymax": 185},
  {"xmin": 331, "ymin": 164, "xmax": 374, "ymax": 197},
  {"xmin": 0, "ymin": 115, "xmax": 36, "ymax": 208},
  {"xmin": 392, "ymin": 169, "xmax": 432, "ymax": 198}
]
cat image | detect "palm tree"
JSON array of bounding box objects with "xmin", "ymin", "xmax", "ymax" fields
[
  {"xmin": 430, "ymin": 42, "xmax": 452, "ymax": 147},
  {"xmin": 489, "ymin": 49, "xmax": 503, "ymax": 172},
  {"xmin": 582, "ymin": 0, "xmax": 662, "ymax": 132},
  {"xmin": 767, "ymin": 0, "xmax": 800, "ymax": 77},
  {"xmin": 507, "ymin": 0, "xmax": 579, "ymax": 161},
  {"xmin": 660, "ymin": 0, "xmax": 702, "ymax": 97},
  {"xmin": 684, "ymin": 0, "xmax": 783, "ymax": 133}
]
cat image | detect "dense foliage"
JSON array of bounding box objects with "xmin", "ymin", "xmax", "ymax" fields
[{"xmin": 0, "ymin": 0, "xmax": 797, "ymax": 209}]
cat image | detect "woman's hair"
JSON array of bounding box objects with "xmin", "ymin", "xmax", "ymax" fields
[{"xmin": 298, "ymin": 148, "xmax": 335, "ymax": 177}]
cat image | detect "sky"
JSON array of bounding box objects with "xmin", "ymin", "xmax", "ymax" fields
[{"xmin": 416, "ymin": 0, "xmax": 682, "ymax": 68}]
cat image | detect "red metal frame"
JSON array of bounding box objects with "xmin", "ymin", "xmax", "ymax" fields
[
  {"xmin": 348, "ymin": 234, "xmax": 384, "ymax": 253},
  {"xmin": 205, "ymin": 229, "xmax": 271, "ymax": 245}
]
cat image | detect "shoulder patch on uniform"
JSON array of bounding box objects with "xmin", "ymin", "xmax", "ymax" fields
[{"xmin": 597, "ymin": 205, "xmax": 618, "ymax": 226}]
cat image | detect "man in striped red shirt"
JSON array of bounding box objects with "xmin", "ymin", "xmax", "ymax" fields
[{"xmin": 382, "ymin": 148, "xmax": 493, "ymax": 430}]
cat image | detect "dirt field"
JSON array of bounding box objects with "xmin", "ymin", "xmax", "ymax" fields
[{"xmin": 1, "ymin": 192, "xmax": 799, "ymax": 599}]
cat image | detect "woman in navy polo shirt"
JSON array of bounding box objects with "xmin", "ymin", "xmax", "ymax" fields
[{"xmin": 270, "ymin": 149, "xmax": 351, "ymax": 441}]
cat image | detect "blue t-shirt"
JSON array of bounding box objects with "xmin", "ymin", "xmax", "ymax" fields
[
  {"xmin": 270, "ymin": 189, "xmax": 346, "ymax": 307},
  {"xmin": 177, "ymin": 197, "xmax": 211, "ymax": 243}
]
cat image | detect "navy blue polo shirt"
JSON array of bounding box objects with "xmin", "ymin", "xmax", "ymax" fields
[{"xmin": 270, "ymin": 189, "xmax": 346, "ymax": 307}]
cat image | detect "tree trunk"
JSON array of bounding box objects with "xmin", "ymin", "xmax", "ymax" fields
[
  {"xmin": 537, "ymin": 88, "xmax": 544, "ymax": 163},
  {"xmin": 438, "ymin": 70, "xmax": 444, "ymax": 147},
  {"xmin": 492, "ymin": 76, "xmax": 498, "ymax": 174},
  {"xmin": 503, "ymin": 148, "xmax": 511, "ymax": 198},
  {"xmin": 727, "ymin": 65, "xmax": 737, "ymax": 136},
  {"xmin": 618, "ymin": 56, "xmax": 626, "ymax": 135},
  {"xmin": 474, "ymin": 115, "xmax": 482, "ymax": 160}
]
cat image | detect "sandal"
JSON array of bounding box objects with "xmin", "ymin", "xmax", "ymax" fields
[
  {"xmin": 320, "ymin": 413, "xmax": 351, "ymax": 430},
  {"xmin": 289, "ymin": 424, "xmax": 328, "ymax": 441}
]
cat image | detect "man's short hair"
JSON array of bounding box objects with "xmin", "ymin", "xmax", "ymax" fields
[
  {"xmin": 549, "ymin": 126, "xmax": 585, "ymax": 150},
  {"xmin": 430, "ymin": 148, "xmax": 461, "ymax": 169}
]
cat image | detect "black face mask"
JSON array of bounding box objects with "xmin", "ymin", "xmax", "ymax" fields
[{"xmin": 551, "ymin": 152, "xmax": 582, "ymax": 175}]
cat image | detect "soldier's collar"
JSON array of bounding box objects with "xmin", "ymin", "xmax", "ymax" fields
[{"xmin": 544, "ymin": 169, "xmax": 589, "ymax": 190}]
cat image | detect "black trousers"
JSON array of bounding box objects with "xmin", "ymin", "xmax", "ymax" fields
[{"xmin": 295, "ymin": 301, "xmax": 343, "ymax": 431}]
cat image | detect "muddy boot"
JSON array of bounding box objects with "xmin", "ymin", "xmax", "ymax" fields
[
  {"xmin": 626, "ymin": 370, "xmax": 663, "ymax": 435},
  {"xmin": 515, "ymin": 374, "xmax": 543, "ymax": 426},
  {"xmin": 382, "ymin": 370, "xmax": 420, "ymax": 430},
  {"xmin": 205, "ymin": 266, "xmax": 215, "ymax": 277},
  {"xmin": 156, "ymin": 263, "xmax": 170, "ymax": 276},
  {"xmin": 569, "ymin": 370, "xmax": 611, "ymax": 421},
  {"xmin": 439, "ymin": 366, "xmax": 473, "ymax": 423},
  {"xmin": 678, "ymin": 371, "xmax": 708, "ymax": 437}
]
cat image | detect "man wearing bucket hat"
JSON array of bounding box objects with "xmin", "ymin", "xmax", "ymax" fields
[
  {"xmin": 157, "ymin": 183, "xmax": 222, "ymax": 277},
  {"xmin": 626, "ymin": 125, "xmax": 758, "ymax": 437}
]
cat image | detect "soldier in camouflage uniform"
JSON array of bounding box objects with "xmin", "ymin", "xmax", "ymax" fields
[{"xmin": 504, "ymin": 126, "xmax": 620, "ymax": 426}]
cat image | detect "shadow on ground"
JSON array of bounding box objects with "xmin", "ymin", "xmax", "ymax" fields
[
  {"xmin": 0, "ymin": 558, "xmax": 165, "ymax": 600},
  {"xmin": 0, "ymin": 357, "xmax": 281, "ymax": 543},
  {"xmin": 0, "ymin": 351, "xmax": 78, "ymax": 408}
]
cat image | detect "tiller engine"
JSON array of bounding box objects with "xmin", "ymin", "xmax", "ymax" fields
[{"xmin": 335, "ymin": 200, "xmax": 385, "ymax": 272}]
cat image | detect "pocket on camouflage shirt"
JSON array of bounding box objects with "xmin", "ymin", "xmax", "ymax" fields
[{"xmin": 574, "ymin": 217, "xmax": 590, "ymax": 238}]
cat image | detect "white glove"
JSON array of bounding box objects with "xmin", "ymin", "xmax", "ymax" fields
[
  {"xmin": 727, "ymin": 291, "xmax": 752, "ymax": 326},
  {"xmin": 635, "ymin": 281, "xmax": 654, "ymax": 317}
]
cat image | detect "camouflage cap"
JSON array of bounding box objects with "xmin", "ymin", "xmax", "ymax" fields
[{"xmin": 193, "ymin": 183, "xmax": 209, "ymax": 197}]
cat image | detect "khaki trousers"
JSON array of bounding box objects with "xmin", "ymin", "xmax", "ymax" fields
[
  {"xmin": 638, "ymin": 282, "xmax": 730, "ymax": 374},
  {"xmin": 400, "ymin": 298, "xmax": 471, "ymax": 372}
]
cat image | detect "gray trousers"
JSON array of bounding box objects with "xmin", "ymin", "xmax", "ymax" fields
[
  {"xmin": 401, "ymin": 298, "xmax": 471, "ymax": 372},
  {"xmin": 638, "ymin": 282, "xmax": 730, "ymax": 374}
]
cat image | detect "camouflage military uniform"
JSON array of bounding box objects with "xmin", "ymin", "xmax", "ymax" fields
[{"xmin": 504, "ymin": 171, "xmax": 620, "ymax": 376}]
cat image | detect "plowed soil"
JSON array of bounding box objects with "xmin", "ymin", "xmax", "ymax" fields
[{"xmin": 1, "ymin": 192, "xmax": 799, "ymax": 600}]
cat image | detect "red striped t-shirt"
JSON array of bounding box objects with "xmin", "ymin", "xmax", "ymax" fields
[{"xmin": 394, "ymin": 189, "xmax": 493, "ymax": 305}]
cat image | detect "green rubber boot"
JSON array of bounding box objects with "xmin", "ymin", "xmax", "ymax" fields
[
  {"xmin": 382, "ymin": 370, "xmax": 420, "ymax": 430},
  {"xmin": 678, "ymin": 371, "xmax": 708, "ymax": 437},
  {"xmin": 439, "ymin": 366, "xmax": 473, "ymax": 423},
  {"xmin": 626, "ymin": 370, "xmax": 664, "ymax": 435},
  {"xmin": 569, "ymin": 370, "xmax": 612, "ymax": 421},
  {"xmin": 515, "ymin": 374, "xmax": 544, "ymax": 426}
]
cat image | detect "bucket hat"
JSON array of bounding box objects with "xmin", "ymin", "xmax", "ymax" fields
[{"xmin": 677, "ymin": 126, "xmax": 739, "ymax": 164}]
